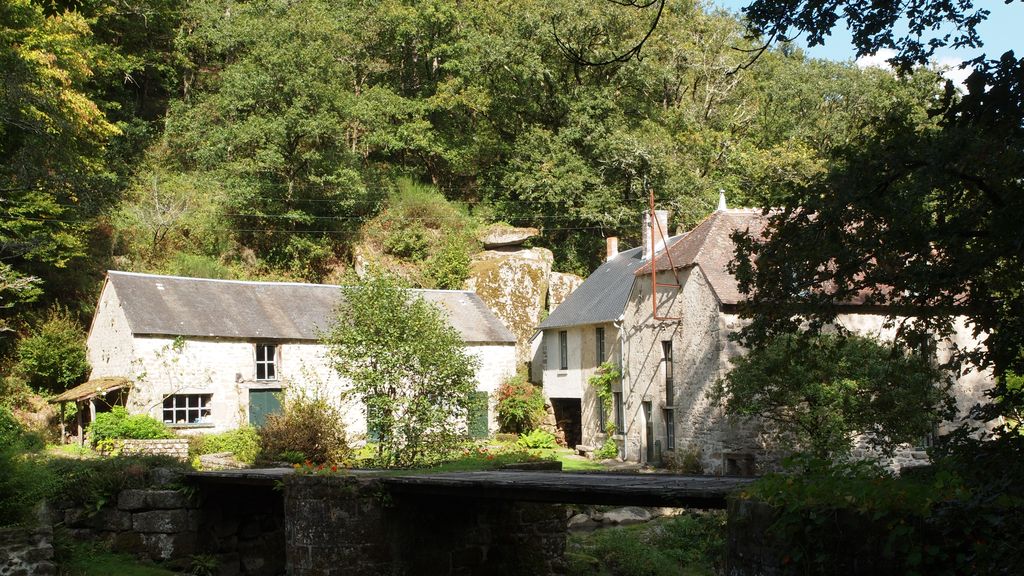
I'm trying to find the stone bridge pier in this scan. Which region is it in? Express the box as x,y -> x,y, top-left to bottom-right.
284,475 -> 566,576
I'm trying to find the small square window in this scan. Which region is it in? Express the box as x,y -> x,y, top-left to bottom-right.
162,394 -> 211,425
256,344 -> 278,381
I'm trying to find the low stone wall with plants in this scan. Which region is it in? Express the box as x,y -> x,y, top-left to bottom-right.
120,438 -> 190,460
285,474 -> 566,576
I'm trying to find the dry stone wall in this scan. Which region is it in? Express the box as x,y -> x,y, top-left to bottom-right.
0,511 -> 55,576
121,438 -> 190,460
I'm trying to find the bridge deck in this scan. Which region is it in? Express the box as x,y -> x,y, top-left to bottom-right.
189,468 -> 754,509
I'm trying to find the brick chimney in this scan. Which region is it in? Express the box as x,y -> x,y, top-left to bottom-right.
642,210 -> 670,261
605,237 -> 619,261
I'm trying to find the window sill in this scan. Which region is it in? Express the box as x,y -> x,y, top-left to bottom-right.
166,423 -> 215,429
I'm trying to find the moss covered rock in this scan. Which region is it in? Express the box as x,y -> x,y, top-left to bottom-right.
466,247 -> 553,363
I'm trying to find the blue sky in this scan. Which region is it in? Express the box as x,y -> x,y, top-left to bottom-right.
709,0 -> 1020,64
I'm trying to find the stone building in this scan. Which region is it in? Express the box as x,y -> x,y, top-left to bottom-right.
537,206 -> 991,473
85,271 -> 517,438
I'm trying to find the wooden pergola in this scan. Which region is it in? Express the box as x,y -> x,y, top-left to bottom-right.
49,377 -> 131,444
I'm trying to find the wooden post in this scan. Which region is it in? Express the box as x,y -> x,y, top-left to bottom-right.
76,401 -> 84,446
59,402 -> 66,444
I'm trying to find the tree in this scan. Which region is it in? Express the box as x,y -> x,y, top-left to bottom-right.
325,276 -> 478,467
14,306 -> 89,393
727,0 -> 1024,425
717,333 -> 955,459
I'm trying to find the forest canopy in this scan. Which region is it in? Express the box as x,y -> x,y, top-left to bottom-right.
1,0 -> 949,363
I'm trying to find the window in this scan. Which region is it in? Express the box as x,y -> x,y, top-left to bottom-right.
162,394 -> 211,425
662,340 -> 674,405
596,327 -> 606,364
664,408 -> 675,450
559,331 -> 568,370
597,398 -> 607,433
613,392 -> 624,432
256,344 -> 278,380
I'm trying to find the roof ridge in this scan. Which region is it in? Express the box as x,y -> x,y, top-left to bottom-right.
107,270 -> 473,294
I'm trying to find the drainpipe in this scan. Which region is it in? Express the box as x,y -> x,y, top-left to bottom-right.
614,318 -> 627,461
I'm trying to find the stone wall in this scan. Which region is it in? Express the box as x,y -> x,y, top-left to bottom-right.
285,475 -> 567,576
57,481 -> 284,576
0,509 -> 55,576
121,439 -> 190,460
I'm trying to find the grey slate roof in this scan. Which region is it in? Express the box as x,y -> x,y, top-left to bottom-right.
536,239 -> 678,331
105,271 -> 515,344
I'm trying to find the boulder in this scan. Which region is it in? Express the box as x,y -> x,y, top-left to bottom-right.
567,514 -> 598,531
477,224 -> 540,249
602,506 -> 651,526
466,247 -> 553,363
132,509 -> 190,534
548,272 -> 584,312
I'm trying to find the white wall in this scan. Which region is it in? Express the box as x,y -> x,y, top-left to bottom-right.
87,283 -> 136,379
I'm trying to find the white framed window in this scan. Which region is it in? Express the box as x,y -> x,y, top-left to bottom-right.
163,394 -> 211,425
559,331 -> 568,370
256,343 -> 278,381
596,327 -> 606,364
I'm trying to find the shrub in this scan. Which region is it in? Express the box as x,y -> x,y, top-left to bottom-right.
89,407 -> 174,446
189,427 -> 261,464
258,388 -> 350,465
496,373 -> 547,434
517,429 -> 556,449
383,223 -> 429,260
427,238 -> 470,289
594,433 -> 619,460
15,306 -> 89,393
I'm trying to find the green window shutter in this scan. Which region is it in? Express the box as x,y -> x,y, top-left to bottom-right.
468,391 -> 489,440
248,389 -> 282,427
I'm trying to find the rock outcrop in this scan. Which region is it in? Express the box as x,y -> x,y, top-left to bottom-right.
547,272 -> 584,312
477,224 -> 540,249
466,247 -> 553,363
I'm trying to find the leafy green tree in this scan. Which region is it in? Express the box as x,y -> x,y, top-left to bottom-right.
15,306 -> 89,394
730,0 -> 1024,425
717,333 -> 955,459
325,275 -> 478,467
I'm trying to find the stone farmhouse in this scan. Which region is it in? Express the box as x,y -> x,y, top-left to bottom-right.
81,271 -> 516,439
535,205 -> 991,474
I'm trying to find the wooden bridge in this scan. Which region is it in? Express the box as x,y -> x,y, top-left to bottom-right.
189,468 -> 754,509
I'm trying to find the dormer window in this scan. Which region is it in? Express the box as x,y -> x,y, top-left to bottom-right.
256,344 -> 278,380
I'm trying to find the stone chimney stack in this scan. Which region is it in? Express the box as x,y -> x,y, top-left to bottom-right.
642,210 -> 670,261
605,237 -> 619,261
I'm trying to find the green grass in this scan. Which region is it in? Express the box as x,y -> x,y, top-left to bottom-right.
58,542 -> 179,576
567,512 -> 725,576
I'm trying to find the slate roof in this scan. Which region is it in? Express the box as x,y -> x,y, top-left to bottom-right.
635,209 -> 765,305
536,238 -> 679,331
104,271 -> 515,344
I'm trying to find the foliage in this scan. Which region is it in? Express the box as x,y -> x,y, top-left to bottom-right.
740,448 -> 1023,575
88,407 -> 174,446
593,434 -> 619,460
292,460 -> 345,476
567,512 -> 725,576
718,333 -> 955,459
326,275 -> 478,467
57,539 -> 180,576
496,372 -> 547,434
517,428 -> 556,450
257,387 -> 350,465
588,361 -> 619,420
360,180 -> 478,288
15,306 -> 89,393
731,0 -> 1024,426
188,426 -> 261,465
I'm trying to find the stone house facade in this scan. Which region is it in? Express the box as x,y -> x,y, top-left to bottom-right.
538,207 -> 991,473
87,272 -> 517,438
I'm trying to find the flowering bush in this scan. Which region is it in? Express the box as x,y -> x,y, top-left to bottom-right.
496,373 -> 546,434
293,460 -> 346,476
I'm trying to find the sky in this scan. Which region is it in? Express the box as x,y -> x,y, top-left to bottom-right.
709,0 -> 1020,83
